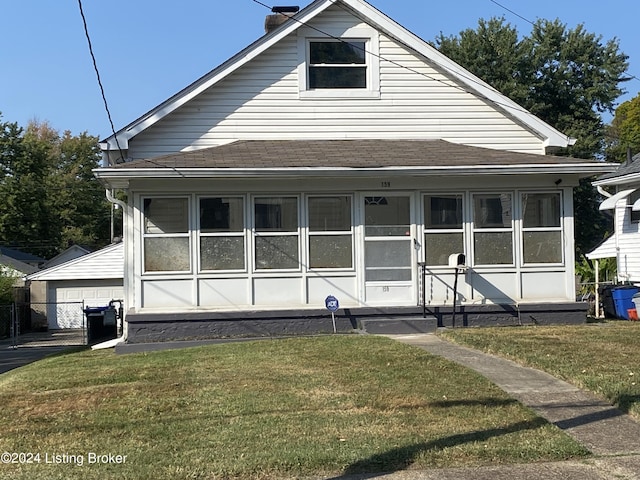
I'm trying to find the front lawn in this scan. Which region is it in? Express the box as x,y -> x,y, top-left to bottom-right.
441,323 -> 640,420
0,335 -> 586,479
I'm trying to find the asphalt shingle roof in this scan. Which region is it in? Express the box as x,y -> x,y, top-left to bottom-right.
113,140 -> 593,170
597,153 -> 640,181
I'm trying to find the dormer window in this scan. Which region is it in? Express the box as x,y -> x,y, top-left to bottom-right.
298,27 -> 380,98
308,41 -> 366,89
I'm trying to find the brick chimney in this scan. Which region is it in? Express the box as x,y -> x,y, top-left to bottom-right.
265,6 -> 299,33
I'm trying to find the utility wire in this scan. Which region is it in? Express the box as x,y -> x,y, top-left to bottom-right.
255,0 -> 638,118
76,0 -> 186,177
489,0 -> 534,25
488,0 -> 639,83
252,0 -> 540,121
76,0 -> 125,164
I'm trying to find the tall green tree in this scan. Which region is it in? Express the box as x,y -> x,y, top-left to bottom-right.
0,118 -> 58,257
435,17 -> 629,255
53,131 -> 111,248
0,114 -> 112,257
606,93 -> 640,162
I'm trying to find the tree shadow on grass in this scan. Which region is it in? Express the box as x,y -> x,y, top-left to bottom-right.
325,417 -> 549,479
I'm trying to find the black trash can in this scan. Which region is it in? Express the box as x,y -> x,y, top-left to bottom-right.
598,285 -> 616,319
84,306 -> 117,344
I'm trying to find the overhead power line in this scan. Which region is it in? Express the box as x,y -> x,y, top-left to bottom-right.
488,0 -> 639,83
76,0 -> 125,164
251,0 -> 541,120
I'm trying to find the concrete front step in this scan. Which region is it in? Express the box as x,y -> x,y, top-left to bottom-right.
360,316 -> 437,334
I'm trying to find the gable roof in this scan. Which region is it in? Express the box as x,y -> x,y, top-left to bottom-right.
0,254 -> 39,276
0,246 -> 46,265
94,139 -> 614,188
27,242 -> 123,281
41,245 -> 91,270
100,0 -> 573,155
593,153 -> 640,187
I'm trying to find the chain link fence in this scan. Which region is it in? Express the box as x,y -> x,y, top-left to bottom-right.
0,302 -> 86,348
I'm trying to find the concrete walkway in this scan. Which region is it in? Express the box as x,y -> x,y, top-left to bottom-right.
351,334 -> 640,480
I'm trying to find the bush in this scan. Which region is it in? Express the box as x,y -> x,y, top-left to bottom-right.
0,270 -> 18,304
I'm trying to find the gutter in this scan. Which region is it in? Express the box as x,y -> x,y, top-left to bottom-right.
106,189 -> 127,210
596,185 -> 612,198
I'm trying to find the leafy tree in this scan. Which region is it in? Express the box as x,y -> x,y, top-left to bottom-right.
435,17 -> 629,255
606,93 -> 640,162
0,119 -> 58,257
53,131 -> 112,248
0,269 -> 17,304
0,114 -> 113,258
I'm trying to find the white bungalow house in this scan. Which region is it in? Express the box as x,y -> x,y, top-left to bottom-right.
588,153 -> 640,317
94,0 -> 614,342
589,153 -> 640,284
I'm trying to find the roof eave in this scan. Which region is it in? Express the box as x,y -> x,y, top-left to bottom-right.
338,0 -> 574,148
101,0 -> 574,152
100,0 -> 336,151
593,171 -> 640,187
94,163 -> 616,188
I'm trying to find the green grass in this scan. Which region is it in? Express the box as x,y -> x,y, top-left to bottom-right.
0,336 -> 586,479
440,322 -> 640,420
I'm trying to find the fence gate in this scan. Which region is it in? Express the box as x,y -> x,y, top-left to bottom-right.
0,302 -> 87,349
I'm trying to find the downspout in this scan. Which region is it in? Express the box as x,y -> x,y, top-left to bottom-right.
95,188 -> 128,349
106,189 -> 127,210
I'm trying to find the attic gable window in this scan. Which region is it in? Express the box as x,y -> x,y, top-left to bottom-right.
298,27 -> 380,99
309,41 -> 366,89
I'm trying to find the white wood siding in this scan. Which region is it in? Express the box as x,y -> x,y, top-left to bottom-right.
614,200 -> 640,282
128,6 -> 544,159
29,243 -> 123,281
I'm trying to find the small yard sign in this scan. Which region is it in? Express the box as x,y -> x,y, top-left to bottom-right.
325,295 -> 339,333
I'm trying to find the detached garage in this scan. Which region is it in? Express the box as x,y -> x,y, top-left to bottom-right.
27,243 -> 124,329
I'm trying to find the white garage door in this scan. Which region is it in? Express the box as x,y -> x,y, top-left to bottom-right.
49,280 -> 124,329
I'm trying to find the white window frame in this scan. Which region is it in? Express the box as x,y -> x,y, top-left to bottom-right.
141,196 -> 192,274
297,27 -> 380,99
472,192 -> 515,267
197,195 -> 247,273
422,193 -> 465,267
306,194 -> 355,271
252,195 -> 301,272
520,191 -> 564,266
630,191 -> 640,224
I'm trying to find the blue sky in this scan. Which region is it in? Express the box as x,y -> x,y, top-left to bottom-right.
2,0 -> 638,138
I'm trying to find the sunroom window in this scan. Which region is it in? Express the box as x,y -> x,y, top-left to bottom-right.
199,197 -> 245,271
143,197 -> 190,272
308,196 -> 353,269
473,193 -> 513,265
254,197 -> 299,270
522,193 -> 562,264
308,40 -> 366,89
424,194 -> 464,266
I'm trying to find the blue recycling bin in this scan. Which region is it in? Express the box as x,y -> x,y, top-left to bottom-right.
611,286 -> 639,320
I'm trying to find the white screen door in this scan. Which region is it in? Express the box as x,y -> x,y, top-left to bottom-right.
363,195 -> 415,304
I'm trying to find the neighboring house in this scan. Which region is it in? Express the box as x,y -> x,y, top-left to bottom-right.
0,247 -> 42,288
41,245 -> 92,270
589,153 -> 640,284
94,0 -> 614,343
0,247 -> 45,273
26,243 -> 124,329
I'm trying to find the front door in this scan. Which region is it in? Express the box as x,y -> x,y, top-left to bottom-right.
362,194 -> 415,304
